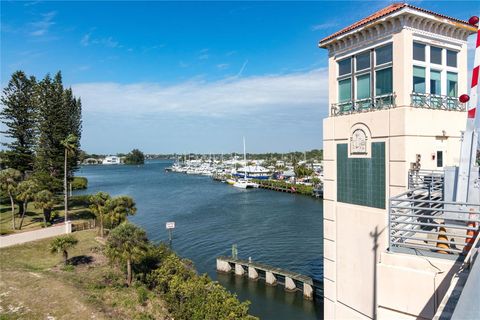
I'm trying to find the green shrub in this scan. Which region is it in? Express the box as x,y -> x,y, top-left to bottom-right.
145,250 -> 256,320
71,176 -> 88,190
69,194 -> 91,207
62,264 -> 75,272
253,179 -> 314,196
137,286 -> 149,305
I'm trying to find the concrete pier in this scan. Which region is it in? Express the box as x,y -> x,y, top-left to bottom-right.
216,259 -> 232,273
285,276 -> 296,291
235,263 -> 245,276
216,256 -> 316,300
266,271 -> 277,285
303,283 -> 314,300
248,266 -> 259,280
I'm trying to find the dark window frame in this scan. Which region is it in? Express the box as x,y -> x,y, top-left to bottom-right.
436,151 -> 443,168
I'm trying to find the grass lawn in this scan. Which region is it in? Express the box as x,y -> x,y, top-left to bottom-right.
0,230 -> 169,319
0,195 -> 95,235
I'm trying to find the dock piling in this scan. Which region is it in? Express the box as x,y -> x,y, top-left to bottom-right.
235,263 -> 245,276
216,256 -> 315,300
248,266 -> 259,280
285,277 -> 296,291
216,259 -> 232,273
303,283 -> 314,300
266,271 -> 277,285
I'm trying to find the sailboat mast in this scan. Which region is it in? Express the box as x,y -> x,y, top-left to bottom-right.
243,137 -> 247,179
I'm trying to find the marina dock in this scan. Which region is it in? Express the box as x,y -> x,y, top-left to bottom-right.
216,256 -> 315,300
256,181 -> 296,193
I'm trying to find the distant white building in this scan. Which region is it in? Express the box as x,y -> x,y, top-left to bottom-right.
102,156 -> 121,165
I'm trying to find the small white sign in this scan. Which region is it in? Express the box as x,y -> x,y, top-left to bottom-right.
166,222 -> 175,229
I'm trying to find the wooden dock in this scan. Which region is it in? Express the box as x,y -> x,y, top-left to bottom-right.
256,182 -> 296,193
216,256 -> 315,300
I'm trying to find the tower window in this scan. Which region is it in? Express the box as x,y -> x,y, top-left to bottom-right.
446,50 -> 457,67
430,70 -> 441,95
447,72 -> 458,97
413,42 -> 425,61
430,46 -> 442,65
376,44 -> 392,65
338,58 -> 352,76
356,52 -> 370,71
376,67 -> 392,95
413,66 -> 426,93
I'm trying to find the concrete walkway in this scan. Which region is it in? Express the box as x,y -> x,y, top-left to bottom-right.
0,222 -> 72,248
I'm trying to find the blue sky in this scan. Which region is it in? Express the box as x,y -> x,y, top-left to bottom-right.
1,1 -> 478,154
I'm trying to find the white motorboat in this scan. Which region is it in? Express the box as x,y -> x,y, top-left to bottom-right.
233,178 -> 259,189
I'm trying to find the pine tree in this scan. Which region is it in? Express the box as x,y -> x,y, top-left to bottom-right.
63,88 -> 82,174
35,71 -> 82,190
35,73 -> 65,183
0,71 -> 37,176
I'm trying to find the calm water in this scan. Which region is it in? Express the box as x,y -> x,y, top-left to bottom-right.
75,160 -> 324,319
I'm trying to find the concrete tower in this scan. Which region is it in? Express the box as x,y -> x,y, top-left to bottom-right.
319,4 -> 476,319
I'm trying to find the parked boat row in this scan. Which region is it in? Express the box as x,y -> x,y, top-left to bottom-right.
165,138 -> 324,193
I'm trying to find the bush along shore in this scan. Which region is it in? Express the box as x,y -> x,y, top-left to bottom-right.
252,179 -> 315,196
0,191 -> 257,320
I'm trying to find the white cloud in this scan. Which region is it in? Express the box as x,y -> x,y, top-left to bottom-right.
80,33 -> 120,48
72,68 -> 329,118
311,22 -> 338,31
29,11 -> 56,36
198,48 -> 209,60
80,33 -> 91,46
216,63 -> 229,70
179,61 -> 189,68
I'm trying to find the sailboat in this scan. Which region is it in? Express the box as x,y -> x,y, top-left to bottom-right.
233,137 -> 259,189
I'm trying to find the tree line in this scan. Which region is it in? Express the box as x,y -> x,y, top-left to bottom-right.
0,70 -> 82,229
50,221 -> 255,319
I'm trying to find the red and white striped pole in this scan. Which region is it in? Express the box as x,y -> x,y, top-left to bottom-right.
456,16 -> 479,204
467,16 -> 479,121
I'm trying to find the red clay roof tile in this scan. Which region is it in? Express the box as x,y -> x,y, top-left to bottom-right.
319,3 -> 472,45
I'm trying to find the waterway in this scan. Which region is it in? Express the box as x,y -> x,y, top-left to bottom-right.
75,160 -> 324,319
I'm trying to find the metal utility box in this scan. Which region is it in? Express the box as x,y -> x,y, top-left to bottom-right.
444,166 -> 480,222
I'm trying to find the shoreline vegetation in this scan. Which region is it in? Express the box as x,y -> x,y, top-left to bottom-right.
80,149 -> 323,163
0,192 -> 257,319
252,179 -> 315,196
0,69 -> 255,319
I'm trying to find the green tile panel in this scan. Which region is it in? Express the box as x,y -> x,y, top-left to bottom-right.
337,142 -> 385,209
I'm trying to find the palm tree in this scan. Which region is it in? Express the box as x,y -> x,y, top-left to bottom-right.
60,134 -> 78,222
105,223 -> 148,286
104,196 -> 137,230
0,168 -> 21,230
89,191 -> 111,237
34,190 -> 56,226
50,234 -> 78,265
16,179 -> 39,230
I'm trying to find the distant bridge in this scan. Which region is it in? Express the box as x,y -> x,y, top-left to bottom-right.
216,256 -> 316,300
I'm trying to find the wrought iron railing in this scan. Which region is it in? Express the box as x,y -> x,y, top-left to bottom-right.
410,92 -> 465,111
331,93 -> 396,116
389,186 -> 480,256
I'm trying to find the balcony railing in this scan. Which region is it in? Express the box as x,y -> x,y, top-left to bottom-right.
389,176 -> 480,257
331,92 -> 466,116
410,92 -> 465,111
331,93 -> 395,116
